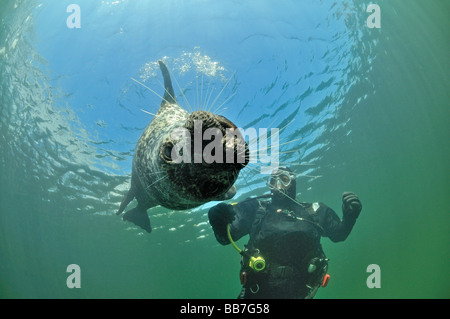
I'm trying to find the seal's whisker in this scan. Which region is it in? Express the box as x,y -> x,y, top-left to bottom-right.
196,70 -> 200,111
205,81 -> 215,113
254,136 -> 304,153
206,71 -> 235,113
170,71 -> 194,113
243,163 -> 260,174
131,77 -> 172,106
146,170 -> 168,176
245,119 -> 296,150
246,138 -> 298,157
236,146 -> 255,158
276,161 -> 316,166
204,80 -> 213,112
216,107 -> 229,117
266,115 -> 281,132
145,174 -> 169,191
155,77 -> 180,109
200,72 -> 204,111
236,117 -> 297,157
212,92 -> 236,115
238,168 -> 256,193
278,118 -> 296,133
235,117 -> 279,154
239,162 -> 262,175
264,148 -> 304,156
140,109 -> 158,117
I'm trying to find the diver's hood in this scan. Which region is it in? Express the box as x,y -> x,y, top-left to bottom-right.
270,167 -> 297,207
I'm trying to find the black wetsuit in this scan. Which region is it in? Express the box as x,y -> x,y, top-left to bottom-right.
210,196 -> 358,299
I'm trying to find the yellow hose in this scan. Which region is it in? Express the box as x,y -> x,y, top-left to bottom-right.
227,224 -> 242,253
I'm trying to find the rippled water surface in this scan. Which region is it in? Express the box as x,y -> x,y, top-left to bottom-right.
0,0 -> 448,298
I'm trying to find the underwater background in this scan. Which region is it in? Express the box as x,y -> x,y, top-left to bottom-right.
0,0 -> 448,299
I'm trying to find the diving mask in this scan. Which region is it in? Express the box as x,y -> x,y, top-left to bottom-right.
266,171 -> 295,190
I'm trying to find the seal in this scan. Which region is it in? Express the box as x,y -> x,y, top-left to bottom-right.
117,61 -> 249,233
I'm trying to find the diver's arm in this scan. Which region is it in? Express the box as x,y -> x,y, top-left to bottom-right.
208,198 -> 259,245
228,198 -> 260,241
323,208 -> 357,242
319,192 -> 362,242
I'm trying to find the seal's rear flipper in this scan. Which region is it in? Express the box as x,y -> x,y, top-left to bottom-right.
158,60 -> 177,106
123,205 -> 152,233
116,187 -> 135,216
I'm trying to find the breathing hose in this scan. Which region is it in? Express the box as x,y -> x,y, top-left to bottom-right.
226,224 -> 265,272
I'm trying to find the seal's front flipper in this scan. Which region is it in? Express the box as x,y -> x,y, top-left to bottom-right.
123,205 -> 152,233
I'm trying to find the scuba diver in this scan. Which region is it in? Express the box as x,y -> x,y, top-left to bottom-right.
208,167 -> 362,299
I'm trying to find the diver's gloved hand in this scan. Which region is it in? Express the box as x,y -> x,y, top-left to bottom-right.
342,192 -> 362,220
208,203 -> 236,242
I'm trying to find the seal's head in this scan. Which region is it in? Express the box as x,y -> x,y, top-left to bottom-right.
159,110 -> 249,207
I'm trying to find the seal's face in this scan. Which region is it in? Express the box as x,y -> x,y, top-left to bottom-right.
159,110 -> 249,206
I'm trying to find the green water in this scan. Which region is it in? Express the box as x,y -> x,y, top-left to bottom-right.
0,0 -> 449,299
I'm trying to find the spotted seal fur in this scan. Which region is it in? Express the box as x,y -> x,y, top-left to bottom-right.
117,61 -> 249,233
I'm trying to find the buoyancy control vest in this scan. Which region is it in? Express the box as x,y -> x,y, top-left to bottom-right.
238,199 -> 329,298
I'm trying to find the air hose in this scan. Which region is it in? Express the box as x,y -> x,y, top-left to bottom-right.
227,224 -> 265,272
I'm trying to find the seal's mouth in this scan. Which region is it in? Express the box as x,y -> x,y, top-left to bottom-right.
199,179 -> 224,198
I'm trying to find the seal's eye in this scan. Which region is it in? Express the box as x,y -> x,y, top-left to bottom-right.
165,146 -> 172,158
162,144 -> 173,161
